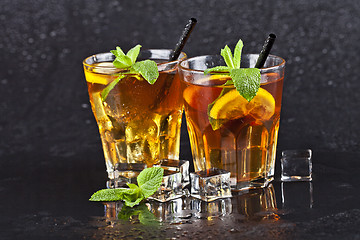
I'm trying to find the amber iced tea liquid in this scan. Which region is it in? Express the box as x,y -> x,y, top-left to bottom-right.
180,54 -> 285,190
83,50 -> 185,185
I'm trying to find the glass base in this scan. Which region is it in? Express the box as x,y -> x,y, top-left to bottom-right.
231,176 -> 274,192
106,163 -> 147,188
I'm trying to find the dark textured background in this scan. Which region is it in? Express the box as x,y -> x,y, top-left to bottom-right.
0,0 -> 359,161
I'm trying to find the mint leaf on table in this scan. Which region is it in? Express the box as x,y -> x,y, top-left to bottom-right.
89,188 -> 127,201
89,167 -> 164,208
122,183 -> 143,207
137,166 -> 164,199
101,45 -> 160,100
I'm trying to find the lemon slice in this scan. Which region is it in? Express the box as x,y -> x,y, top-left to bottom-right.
209,88 -> 275,121
209,89 -> 248,120
247,88 -> 275,120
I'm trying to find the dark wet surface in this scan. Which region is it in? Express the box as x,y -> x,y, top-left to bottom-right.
1,151 -> 360,239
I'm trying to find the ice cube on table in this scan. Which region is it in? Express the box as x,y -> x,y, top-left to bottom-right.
154,159 -> 190,188
190,168 -> 232,202
281,149 -> 312,182
147,198 -> 192,223
148,170 -> 183,202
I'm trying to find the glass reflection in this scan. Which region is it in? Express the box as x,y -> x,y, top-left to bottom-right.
233,184 -> 278,220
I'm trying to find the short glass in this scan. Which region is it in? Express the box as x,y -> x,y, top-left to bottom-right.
179,54 -> 285,191
83,50 -> 186,186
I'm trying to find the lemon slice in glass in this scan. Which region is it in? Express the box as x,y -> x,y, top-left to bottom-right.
247,88 -> 275,121
209,88 -> 275,121
209,89 -> 248,120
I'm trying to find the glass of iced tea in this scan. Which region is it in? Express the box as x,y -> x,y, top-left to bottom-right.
83,49 -> 186,187
179,54 -> 285,191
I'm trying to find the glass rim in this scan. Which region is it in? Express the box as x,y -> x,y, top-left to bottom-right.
179,54 -> 285,74
82,49 -> 187,70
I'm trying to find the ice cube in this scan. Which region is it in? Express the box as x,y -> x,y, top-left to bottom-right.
125,118 -> 159,164
148,170 -> 183,202
190,168 -> 232,202
147,198 -> 191,223
281,149 -> 312,182
154,159 -> 190,188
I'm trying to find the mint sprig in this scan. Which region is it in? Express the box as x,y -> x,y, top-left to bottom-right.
205,39 -> 260,102
100,45 -> 159,101
89,167 -> 164,207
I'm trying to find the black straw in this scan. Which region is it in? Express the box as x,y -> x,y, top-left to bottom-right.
170,18 -> 197,61
254,33 -> 276,68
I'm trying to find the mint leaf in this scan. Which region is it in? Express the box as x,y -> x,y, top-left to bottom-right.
137,167 -> 164,199
101,44 -> 160,101
221,45 -> 235,68
132,60 -> 159,84
230,68 -> 260,102
124,197 -> 143,208
111,45 -> 139,68
204,66 -> 231,75
101,75 -> 125,101
138,206 -> 159,225
112,58 -> 131,69
89,167 -> 163,207
89,188 -> 127,201
115,54 -> 133,68
126,44 -> 141,64
111,46 -> 125,58
233,39 -> 243,69
127,183 -> 140,189
123,188 -> 143,207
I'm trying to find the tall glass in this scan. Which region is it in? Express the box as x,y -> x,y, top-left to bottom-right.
83,50 -> 186,187
179,54 -> 285,191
